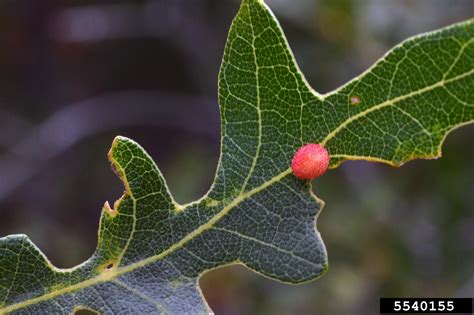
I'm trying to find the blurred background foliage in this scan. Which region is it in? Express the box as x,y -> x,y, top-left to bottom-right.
0,0 -> 473,314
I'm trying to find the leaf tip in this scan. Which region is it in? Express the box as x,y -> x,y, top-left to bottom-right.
108,136 -> 131,160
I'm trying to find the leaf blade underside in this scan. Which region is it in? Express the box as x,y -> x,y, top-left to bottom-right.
1,0 -> 473,313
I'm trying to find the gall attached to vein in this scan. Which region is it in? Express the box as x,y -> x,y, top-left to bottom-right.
291,143 -> 329,180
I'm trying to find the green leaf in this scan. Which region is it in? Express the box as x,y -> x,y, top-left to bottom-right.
1,0 -> 473,313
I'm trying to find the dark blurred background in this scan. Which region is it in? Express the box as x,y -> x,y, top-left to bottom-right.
0,0 -> 473,314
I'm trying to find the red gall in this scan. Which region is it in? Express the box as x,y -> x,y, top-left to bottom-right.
291,143 -> 329,180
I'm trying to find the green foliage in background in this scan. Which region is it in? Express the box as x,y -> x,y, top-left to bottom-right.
1,0 -> 473,313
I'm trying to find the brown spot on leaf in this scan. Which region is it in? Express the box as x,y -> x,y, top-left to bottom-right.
74,306 -> 99,315
350,95 -> 361,105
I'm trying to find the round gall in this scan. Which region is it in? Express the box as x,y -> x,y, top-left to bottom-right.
291,144 -> 329,180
